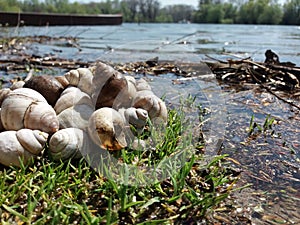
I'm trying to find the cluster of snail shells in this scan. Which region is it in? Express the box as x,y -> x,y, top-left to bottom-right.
0,62 -> 168,167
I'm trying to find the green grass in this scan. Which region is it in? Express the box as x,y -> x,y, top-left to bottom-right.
0,97 -> 241,224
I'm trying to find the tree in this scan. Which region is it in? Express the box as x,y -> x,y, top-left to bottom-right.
282,0 -> 300,24
162,4 -> 194,23
121,0 -> 139,22
257,2 -> 283,24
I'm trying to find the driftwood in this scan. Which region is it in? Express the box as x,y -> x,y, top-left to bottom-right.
205,50 -> 300,110
0,56 -> 89,71
205,50 -> 300,91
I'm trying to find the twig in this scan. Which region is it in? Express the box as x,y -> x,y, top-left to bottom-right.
248,68 -> 300,111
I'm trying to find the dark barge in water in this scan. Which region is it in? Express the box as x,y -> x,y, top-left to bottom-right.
0,11 -> 122,26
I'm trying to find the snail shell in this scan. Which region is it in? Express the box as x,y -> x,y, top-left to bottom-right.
132,90 -> 168,125
0,129 -> 48,167
119,107 -> 148,129
88,107 -> 127,150
135,78 -> 152,91
0,88 -> 12,106
3,87 -> 47,102
56,87 -> 94,130
10,80 -> 25,90
94,66 -> 138,109
95,71 -> 127,108
119,107 -> 148,140
64,68 -> 94,97
0,108 -> 4,132
0,88 -> 59,133
54,86 -> 93,114
49,128 -> 89,161
24,75 -> 66,106
57,103 -> 94,130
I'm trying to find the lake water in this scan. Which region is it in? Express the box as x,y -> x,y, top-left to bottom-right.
1,23 -> 300,224
5,23 -> 300,64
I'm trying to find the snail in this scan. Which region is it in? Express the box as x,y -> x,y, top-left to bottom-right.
95,71 -> 127,108
135,78 -> 152,91
54,86 -> 94,114
57,103 -> 94,130
0,108 -> 4,132
88,107 -> 127,150
0,62 -> 169,166
0,88 -> 59,133
49,128 -> 89,161
92,62 -> 137,109
24,75 -> 68,106
132,90 -> 168,125
119,107 -> 148,131
0,88 -> 11,106
118,107 -> 149,146
64,67 -> 95,97
55,87 -> 94,130
0,129 -> 48,167
10,80 -> 25,90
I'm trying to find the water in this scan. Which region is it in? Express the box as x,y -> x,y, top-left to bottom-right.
1,23 -> 300,224
4,23 -> 300,63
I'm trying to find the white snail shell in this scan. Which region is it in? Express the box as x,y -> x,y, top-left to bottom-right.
0,129 -> 48,167
132,90 -> 168,125
57,103 -> 94,130
56,87 -> 94,130
54,86 -> 94,114
119,107 -> 148,129
10,80 -> 25,90
0,88 -> 59,133
49,128 -> 89,161
6,87 -> 47,102
0,88 -> 12,106
135,78 -> 152,91
64,67 -> 95,97
88,107 -> 127,151
0,108 -> 4,132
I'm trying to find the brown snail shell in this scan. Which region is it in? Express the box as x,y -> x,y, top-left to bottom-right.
0,129 -> 48,167
88,107 -> 127,151
95,65 -> 138,109
24,75 -> 66,106
0,88 -> 59,133
96,72 -> 127,108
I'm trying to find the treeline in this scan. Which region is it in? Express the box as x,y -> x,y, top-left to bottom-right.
0,0 -> 299,25
194,0 -> 300,25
